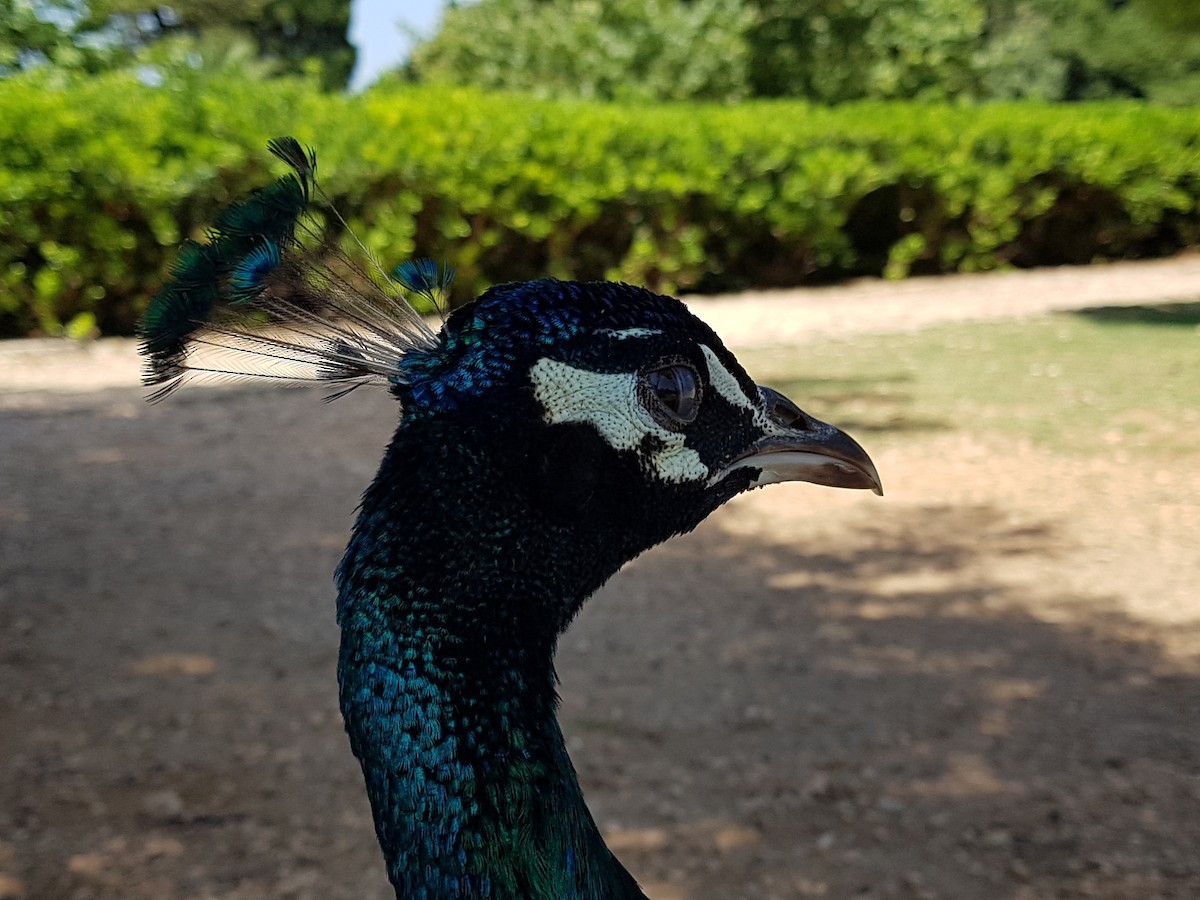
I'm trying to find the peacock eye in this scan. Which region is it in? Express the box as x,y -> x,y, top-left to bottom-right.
641,364 -> 700,425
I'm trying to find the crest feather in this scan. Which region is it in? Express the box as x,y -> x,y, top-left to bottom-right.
139,138 -> 441,401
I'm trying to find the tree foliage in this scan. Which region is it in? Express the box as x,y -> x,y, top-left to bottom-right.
1,0 -> 128,72
1139,0 -> 1200,33
978,0 -> 1200,103
5,71 -> 1199,336
407,0 -> 753,102
408,0 -> 1200,104
745,0 -> 985,102
0,0 -> 355,87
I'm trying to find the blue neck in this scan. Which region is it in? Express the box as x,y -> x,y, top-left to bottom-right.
335,422 -> 647,899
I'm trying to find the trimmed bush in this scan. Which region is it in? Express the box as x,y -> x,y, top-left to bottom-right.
2,70 -> 1199,335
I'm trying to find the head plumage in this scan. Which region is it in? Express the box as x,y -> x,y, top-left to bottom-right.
138,138 -> 441,401
394,259 -> 455,316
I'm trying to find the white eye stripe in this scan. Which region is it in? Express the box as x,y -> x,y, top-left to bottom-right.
699,344 -> 779,431
699,345 -> 759,412
529,357 -> 709,483
597,327 -> 663,340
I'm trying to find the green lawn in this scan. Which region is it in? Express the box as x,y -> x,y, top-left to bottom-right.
742,303 -> 1200,459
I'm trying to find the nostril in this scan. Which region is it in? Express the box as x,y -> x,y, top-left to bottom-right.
772,402 -> 807,428
758,385 -> 811,429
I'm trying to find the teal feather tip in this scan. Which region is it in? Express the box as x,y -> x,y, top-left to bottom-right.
267,136 -> 316,181
394,258 -> 455,306
213,175 -> 308,243
229,240 -> 283,303
139,136 -> 444,401
139,136 -> 319,396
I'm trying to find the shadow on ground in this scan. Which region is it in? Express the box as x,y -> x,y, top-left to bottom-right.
1,386 -> 1196,899
1072,300 -> 1200,326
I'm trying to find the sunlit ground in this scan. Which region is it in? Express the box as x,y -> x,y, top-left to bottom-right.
2,304 -> 1198,899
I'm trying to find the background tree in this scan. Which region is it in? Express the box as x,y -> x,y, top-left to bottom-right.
406,0 -> 1200,105
977,0 -> 1200,103
407,0 -> 753,102
0,0 -> 130,72
744,0 -> 985,102
0,0 -> 355,87
410,0 -> 986,103
1139,0 -> 1200,32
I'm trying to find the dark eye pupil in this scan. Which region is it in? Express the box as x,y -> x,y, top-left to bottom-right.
645,365 -> 699,423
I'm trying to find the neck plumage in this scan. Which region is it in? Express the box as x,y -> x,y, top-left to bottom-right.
335,420 -> 647,900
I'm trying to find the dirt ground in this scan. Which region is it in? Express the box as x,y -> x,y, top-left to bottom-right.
1,259 -> 1199,899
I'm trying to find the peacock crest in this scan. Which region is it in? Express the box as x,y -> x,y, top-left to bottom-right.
139,137 -> 447,401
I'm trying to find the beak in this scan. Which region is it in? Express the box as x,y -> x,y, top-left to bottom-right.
715,386 -> 883,496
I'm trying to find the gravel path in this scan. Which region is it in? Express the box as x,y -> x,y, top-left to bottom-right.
3,258 -> 1199,900
690,253 -> 1200,346
2,255 -> 1199,400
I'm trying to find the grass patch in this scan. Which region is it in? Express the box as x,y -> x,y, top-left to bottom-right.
741,304 -> 1200,458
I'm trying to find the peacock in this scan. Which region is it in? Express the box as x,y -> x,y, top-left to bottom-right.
140,138 -> 882,899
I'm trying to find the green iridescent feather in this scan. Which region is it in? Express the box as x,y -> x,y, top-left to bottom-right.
137,137 -> 438,400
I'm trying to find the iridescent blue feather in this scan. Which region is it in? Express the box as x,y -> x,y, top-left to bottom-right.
138,137 -> 440,401
394,258 -> 455,310
229,241 -> 282,304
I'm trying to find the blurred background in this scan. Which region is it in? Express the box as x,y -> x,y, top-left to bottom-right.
3,0 -> 1200,336
1,1 -> 1199,898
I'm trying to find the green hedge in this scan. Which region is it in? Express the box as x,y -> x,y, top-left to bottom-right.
3,69 -> 1200,336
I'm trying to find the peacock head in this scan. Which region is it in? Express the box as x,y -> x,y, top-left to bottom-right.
137,136 -> 880,579
392,277 -> 882,558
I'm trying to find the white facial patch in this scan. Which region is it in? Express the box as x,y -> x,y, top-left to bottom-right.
529,357 -> 709,483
